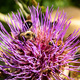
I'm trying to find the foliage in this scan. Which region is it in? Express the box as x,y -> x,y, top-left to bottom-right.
0,0 -> 19,14
0,0 -> 80,14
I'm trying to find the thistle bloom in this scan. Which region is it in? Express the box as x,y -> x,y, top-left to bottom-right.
0,5 -> 80,80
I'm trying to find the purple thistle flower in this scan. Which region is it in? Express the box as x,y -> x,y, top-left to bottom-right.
0,5 -> 80,80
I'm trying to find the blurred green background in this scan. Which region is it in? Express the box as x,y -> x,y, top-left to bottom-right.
0,0 -> 80,14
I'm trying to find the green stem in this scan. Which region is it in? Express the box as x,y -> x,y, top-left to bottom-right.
0,13 -> 12,25
15,0 -> 30,17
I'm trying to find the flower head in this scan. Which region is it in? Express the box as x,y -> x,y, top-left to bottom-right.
0,5 -> 80,80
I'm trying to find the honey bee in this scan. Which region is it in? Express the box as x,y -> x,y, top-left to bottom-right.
18,31 -> 35,41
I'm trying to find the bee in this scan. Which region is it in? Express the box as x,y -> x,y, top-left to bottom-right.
23,15 -> 32,29
24,20 -> 33,29
18,15 -> 36,41
18,31 -> 35,41
49,39 -> 64,47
